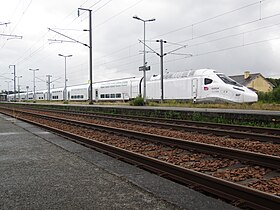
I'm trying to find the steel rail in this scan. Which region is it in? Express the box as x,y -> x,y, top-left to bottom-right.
2,105 -> 279,143
66,110 -> 280,143
32,105 -> 280,135
1,110 -> 279,210
1,107 -> 279,170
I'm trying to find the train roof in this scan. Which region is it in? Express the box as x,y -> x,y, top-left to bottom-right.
149,69 -> 218,81
94,76 -> 137,84
67,84 -> 89,90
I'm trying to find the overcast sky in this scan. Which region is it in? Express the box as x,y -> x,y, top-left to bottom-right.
1,0 -> 280,91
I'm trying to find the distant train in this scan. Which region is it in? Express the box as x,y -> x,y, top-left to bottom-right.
7,69 -> 258,103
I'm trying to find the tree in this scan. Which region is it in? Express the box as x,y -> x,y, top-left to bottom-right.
267,78 -> 280,89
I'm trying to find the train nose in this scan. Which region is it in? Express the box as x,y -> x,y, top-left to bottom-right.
244,90 -> 258,103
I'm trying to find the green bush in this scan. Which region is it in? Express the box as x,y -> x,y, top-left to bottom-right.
129,96 -> 144,106
258,87 -> 280,103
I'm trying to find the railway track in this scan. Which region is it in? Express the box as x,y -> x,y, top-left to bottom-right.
0,106 -> 279,210
4,104 -> 280,143
1,105 -> 280,157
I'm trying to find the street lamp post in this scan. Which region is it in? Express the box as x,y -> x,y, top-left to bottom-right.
58,54 -> 72,101
17,76 -> 22,101
29,68 -> 39,102
133,15 -> 155,103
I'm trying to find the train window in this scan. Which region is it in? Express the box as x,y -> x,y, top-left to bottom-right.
101,94 -> 105,98
105,94 -> 110,98
217,74 -> 242,87
81,95 -> 84,99
233,87 -> 244,92
204,78 -> 213,85
110,94 -> 115,98
116,93 -> 121,98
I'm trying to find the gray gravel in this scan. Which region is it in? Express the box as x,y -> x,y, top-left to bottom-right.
0,114 -> 239,210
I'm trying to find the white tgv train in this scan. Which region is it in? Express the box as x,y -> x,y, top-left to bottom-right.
146,69 -> 257,103
7,69 -> 258,103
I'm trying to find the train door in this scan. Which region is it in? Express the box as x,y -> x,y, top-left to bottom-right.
130,80 -> 140,98
191,78 -> 198,102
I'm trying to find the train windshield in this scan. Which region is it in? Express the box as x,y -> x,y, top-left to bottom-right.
217,74 -> 242,87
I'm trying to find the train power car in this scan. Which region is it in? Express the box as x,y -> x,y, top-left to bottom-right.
146,69 -> 258,103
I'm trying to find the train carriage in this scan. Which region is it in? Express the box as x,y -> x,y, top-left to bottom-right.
94,77 -> 141,101
36,91 -> 47,100
0,94 -> 7,101
68,84 -> 89,101
51,88 -> 64,100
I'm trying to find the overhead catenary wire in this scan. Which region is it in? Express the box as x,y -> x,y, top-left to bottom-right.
10,0 -> 98,65
93,0 -> 273,62
161,36 -> 280,66
93,0 -> 268,58
94,0 -> 145,29
94,18 -> 280,68
8,0 -> 272,66
97,32 -> 280,75
169,12 -> 280,47
20,13 -> 280,74
10,0 -> 141,73
65,22 -> 280,80
156,0 -> 269,38
1,0 -> 33,49
14,0 -> 260,66
11,0 -> 110,63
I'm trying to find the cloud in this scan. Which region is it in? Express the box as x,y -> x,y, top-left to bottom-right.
1,0 -> 280,92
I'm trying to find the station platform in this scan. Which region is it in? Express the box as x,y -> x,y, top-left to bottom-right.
0,113 -> 238,209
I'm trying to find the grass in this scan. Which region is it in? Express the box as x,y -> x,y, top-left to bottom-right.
14,100 -> 280,111
147,101 -> 280,111
5,100 -> 279,128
